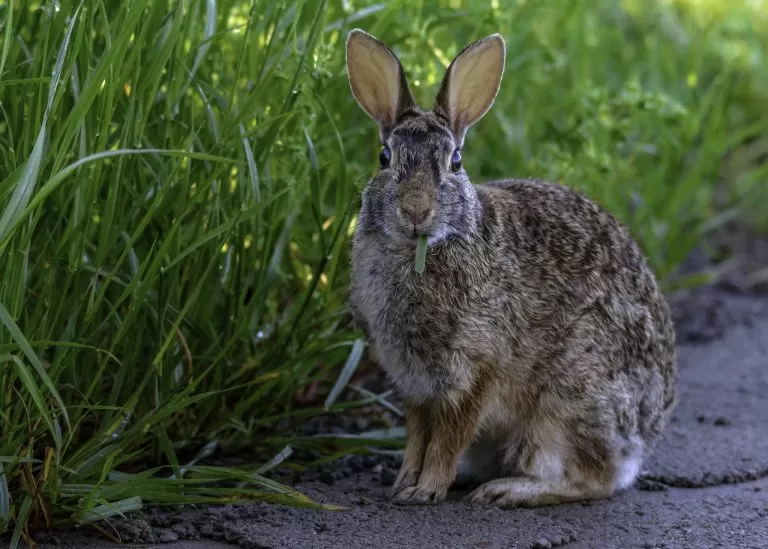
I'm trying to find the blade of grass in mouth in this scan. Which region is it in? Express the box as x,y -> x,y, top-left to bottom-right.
415,235 -> 427,274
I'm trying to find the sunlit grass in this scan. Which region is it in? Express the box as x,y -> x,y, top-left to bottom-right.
0,0 -> 766,546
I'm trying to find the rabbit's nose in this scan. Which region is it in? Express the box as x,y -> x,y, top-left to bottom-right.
398,182 -> 435,226
401,202 -> 432,225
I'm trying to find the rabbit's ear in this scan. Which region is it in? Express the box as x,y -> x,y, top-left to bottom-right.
434,34 -> 505,146
346,29 -> 416,138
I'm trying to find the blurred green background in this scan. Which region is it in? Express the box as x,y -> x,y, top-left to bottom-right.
1,0 -> 766,542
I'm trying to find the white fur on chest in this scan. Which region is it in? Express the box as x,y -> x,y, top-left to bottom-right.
352,240 -> 473,402
375,342 -> 473,403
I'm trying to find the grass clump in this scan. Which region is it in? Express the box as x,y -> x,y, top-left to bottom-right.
0,0 -> 766,545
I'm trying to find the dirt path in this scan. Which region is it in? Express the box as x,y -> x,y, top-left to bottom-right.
9,288 -> 768,549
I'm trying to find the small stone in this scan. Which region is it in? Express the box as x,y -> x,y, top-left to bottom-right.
713,416 -> 732,426
152,515 -> 169,527
171,522 -> 197,538
532,539 -> 552,549
319,471 -> 336,485
156,529 -> 179,543
348,457 -> 364,473
115,518 -> 153,543
371,464 -> 384,475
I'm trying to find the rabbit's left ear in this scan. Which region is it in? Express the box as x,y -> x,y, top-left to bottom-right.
434,34 -> 506,146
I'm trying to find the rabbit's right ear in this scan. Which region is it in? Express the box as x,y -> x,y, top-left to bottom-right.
346,29 -> 416,138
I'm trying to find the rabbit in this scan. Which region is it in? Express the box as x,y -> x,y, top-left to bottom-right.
344,28 -> 677,508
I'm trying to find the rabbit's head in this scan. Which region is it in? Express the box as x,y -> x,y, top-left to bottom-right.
346,30 -> 505,244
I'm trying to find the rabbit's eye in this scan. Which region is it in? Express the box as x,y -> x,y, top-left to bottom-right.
450,149 -> 462,172
379,146 -> 391,169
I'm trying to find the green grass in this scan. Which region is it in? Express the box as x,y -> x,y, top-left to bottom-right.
0,0 -> 766,544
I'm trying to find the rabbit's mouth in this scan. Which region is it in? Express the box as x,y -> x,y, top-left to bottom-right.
387,217 -> 455,248
388,209 -> 471,247
393,208 -> 437,241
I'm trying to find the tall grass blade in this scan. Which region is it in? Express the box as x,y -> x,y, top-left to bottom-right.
77,496 -> 143,525
0,4 -> 80,246
0,304 -> 69,430
324,339 -> 365,411
0,0 -> 14,79
0,462 -> 9,532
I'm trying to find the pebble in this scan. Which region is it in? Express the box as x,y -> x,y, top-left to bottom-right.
319,471 -> 336,485
348,457 -> 364,473
156,529 -> 179,543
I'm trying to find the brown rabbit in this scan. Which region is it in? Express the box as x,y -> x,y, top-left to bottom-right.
345,29 -> 676,507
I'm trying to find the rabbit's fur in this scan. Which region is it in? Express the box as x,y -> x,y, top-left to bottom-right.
345,30 -> 676,507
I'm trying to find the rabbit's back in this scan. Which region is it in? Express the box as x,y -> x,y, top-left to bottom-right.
481,178 -> 674,353
477,178 -> 677,442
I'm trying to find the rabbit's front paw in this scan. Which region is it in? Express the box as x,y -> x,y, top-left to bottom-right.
391,485 -> 445,505
390,466 -> 419,496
